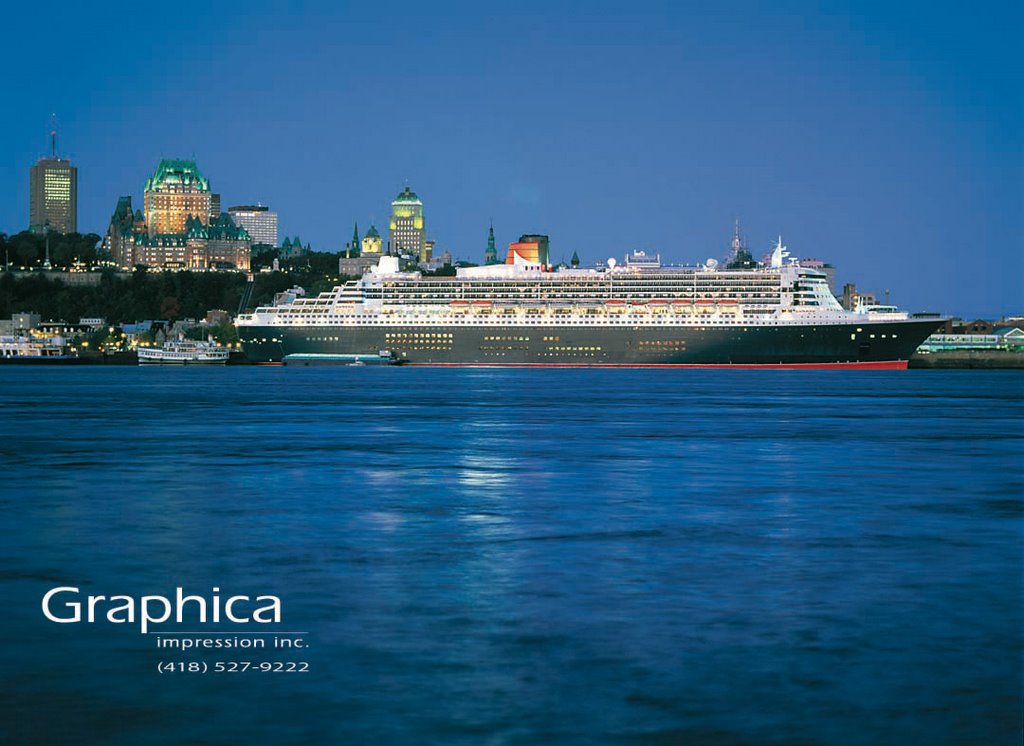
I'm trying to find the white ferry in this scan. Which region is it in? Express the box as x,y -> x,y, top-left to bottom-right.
0,335 -> 80,364
137,339 -> 229,365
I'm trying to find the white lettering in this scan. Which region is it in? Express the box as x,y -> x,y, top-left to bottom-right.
41,586 -> 80,623
140,596 -> 171,634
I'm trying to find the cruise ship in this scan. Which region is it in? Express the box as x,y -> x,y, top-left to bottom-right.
236,240 -> 942,368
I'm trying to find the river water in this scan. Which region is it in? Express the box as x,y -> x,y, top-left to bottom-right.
0,368 -> 1021,744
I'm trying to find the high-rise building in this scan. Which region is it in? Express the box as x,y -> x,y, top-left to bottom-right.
227,205 -> 278,247
361,224 -> 383,255
484,224 -> 498,265
29,129 -> 77,234
144,159 -> 219,237
389,186 -> 425,258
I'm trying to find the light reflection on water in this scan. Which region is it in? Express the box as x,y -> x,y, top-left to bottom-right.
0,367 -> 1021,745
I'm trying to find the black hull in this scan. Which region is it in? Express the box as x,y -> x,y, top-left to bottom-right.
0,356 -> 85,365
239,319 -> 943,368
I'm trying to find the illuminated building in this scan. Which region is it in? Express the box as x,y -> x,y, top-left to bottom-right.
29,129 -> 77,234
505,234 -> 550,266
227,205 -> 278,247
144,159 -> 220,237
103,196 -> 146,267
103,163 -> 250,270
185,214 -> 251,270
361,224 -> 383,255
389,186 -> 425,258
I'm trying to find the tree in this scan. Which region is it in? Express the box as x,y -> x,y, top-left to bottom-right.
10,232 -> 42,266
160,296 -> 181,320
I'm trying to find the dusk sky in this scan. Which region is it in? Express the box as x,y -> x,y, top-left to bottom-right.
1,0 -> 1019,317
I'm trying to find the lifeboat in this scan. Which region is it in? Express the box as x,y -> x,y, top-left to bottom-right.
449,300 -> 470,313
604,299 -> 626,305
671,299 -> 693,305
718,299 -> 738,306
695,299 -> 715,306
471,300 -> 492,306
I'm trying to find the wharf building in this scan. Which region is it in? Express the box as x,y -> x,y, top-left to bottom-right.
389,186 -> 426,261
29,129 -> 77,234
103,159 -> 250,271
227,205 -> 278,248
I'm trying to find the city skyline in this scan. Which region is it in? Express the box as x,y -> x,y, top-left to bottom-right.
0,1 -> 1019,318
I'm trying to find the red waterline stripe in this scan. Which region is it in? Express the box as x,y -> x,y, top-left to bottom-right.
407,360 -> 909,370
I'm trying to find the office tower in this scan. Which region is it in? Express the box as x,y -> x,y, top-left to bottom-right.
389,186 -> 425,258
29,128 -> 77,233
227,205 -> 278,247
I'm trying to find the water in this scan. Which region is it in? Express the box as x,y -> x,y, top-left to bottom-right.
1,368 -> 1021,745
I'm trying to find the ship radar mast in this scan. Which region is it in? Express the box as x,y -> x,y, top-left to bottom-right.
770,236 -> 791,268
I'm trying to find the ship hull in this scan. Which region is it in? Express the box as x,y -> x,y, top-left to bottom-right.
238,319 -> 942,367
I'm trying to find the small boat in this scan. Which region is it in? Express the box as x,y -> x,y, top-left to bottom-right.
282,350 -> 404,367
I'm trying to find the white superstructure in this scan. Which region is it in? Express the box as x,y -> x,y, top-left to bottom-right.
238,246 -> 904,331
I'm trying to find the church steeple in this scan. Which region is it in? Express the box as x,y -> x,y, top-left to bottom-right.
730,218 -> 743,259
484,222 -> 497,265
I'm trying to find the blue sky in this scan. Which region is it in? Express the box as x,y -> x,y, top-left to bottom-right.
0,0 -> 1020,317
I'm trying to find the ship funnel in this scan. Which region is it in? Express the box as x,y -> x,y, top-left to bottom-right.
374,256 -> 401,274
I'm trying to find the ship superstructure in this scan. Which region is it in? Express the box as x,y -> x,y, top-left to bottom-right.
237,242 -> 942,368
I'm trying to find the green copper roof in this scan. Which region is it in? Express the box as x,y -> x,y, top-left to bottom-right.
365,224 -> 380,239
393,186 -> 421,204
144,159 -> 210,193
